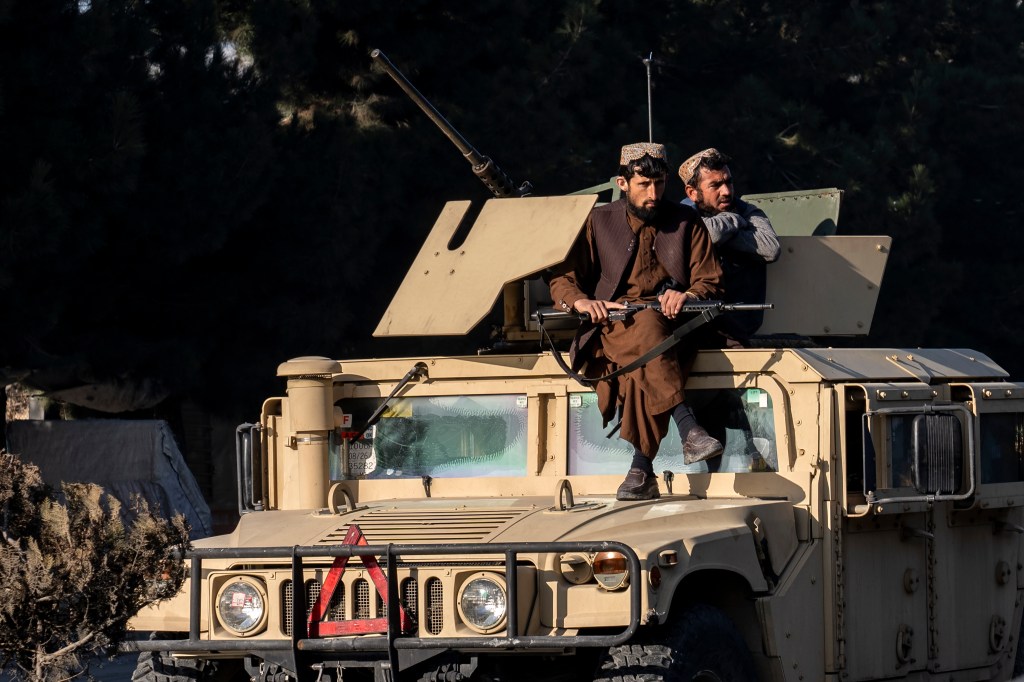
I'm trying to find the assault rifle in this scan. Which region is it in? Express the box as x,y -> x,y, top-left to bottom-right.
534,300 -> 774,325
371,49 -> 532,198
535,301 -> 775,385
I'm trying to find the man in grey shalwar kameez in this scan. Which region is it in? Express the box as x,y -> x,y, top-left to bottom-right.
680,148 -> 781,346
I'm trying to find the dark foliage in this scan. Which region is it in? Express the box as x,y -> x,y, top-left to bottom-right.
2,1 -> 1023,418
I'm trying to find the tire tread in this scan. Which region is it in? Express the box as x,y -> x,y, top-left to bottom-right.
593,604 -> 756,682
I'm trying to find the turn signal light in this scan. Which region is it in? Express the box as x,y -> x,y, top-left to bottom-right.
593,551 -> 629,591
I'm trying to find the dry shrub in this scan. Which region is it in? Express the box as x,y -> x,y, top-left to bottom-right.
0,452 -> 191,681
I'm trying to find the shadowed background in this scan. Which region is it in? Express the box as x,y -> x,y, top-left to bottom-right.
2,0 -> 1022,445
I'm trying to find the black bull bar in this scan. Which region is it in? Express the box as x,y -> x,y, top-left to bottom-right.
123,540 -> 642,677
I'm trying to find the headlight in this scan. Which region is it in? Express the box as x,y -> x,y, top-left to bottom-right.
457,573 -> 507,634
559,552 -> 594,585
593,551 -> 630,591
215,577 -> 268,636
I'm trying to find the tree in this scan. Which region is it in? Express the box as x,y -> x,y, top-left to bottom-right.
0,452 -> 191,682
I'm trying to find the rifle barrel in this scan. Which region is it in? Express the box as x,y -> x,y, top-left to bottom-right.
371,49 -> 481,165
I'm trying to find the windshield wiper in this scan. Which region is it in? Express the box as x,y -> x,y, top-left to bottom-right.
349,362 -> 429,443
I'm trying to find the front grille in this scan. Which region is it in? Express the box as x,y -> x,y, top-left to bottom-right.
282,579 -> 328,636
284,575 -> 420,635
328,584 -> 346,620
402,579 -> 418,622
424,577 -> 443,635
283,581 -> 294,635
306,579 -> 320,609
354,579 -> 371,620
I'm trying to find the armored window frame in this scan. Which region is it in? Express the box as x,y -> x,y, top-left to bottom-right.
859,404 -> 975,507
950,382 -> 1024,505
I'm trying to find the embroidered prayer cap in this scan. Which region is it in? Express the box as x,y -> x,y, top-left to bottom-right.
678,147 -> 730,185
619,142 -> 667,166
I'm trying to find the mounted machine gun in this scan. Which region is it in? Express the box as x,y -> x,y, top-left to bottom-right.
372,49 -> 542,345
371,49 -> 532,199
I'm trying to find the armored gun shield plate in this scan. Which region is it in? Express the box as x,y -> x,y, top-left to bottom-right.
759,235 -> 891,336
374,195 -> 597,336
743,187 -> 843,236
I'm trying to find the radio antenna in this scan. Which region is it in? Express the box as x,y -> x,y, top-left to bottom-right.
643,52 -> 654,141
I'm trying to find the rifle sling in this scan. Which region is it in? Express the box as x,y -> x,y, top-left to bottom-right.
540,308 -> 721,387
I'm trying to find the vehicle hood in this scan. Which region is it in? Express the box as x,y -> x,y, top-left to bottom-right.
208,493 -> 798,580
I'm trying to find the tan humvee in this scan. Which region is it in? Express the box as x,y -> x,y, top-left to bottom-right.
127,191 -> 1024,682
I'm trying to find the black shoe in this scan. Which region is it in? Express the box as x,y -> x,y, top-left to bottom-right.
683,426 -> 724,465
616,468 -> 660,501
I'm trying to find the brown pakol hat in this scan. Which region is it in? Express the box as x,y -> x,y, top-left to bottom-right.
619,142 -> 667,166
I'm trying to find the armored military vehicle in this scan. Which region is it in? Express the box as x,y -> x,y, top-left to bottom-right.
127,55 -> 1024,682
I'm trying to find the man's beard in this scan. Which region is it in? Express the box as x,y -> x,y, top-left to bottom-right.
626,199 -> 659,222
693,189 -> 717,216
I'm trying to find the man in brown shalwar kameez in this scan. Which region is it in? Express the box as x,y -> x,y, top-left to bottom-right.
549,142 -> 725,500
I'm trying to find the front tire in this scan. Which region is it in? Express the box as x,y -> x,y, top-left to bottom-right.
132,651 -> 247,682
593,604 -> 756,681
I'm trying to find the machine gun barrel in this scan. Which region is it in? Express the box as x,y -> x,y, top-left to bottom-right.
371,49 -> 531,198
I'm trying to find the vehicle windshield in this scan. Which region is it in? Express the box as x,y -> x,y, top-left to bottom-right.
332,387 -> 777,480
332,394 -> 528,479
569,387 -> 778,474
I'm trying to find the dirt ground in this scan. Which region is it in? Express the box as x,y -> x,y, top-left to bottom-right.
0,654 -> 137,682
84,655 -> 138,682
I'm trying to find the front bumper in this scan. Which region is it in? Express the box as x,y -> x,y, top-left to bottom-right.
125,540 -> 641,680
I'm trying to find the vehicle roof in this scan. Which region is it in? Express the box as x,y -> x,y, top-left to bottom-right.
697,347 -> 1007,382
318,347 -> 1007,386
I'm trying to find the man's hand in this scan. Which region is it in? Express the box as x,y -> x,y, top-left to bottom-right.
573,299 -> 626,324
657,289 -> 691,319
